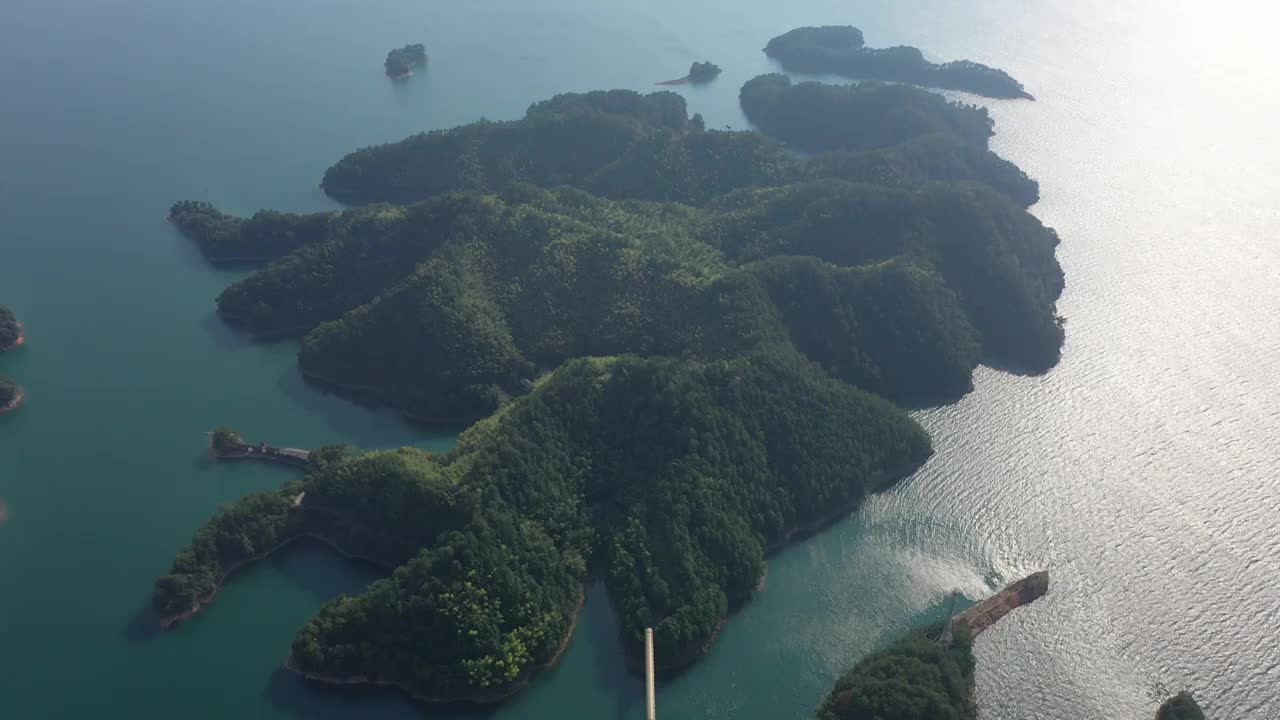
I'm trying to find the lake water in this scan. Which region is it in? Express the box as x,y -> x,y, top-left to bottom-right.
1,0 -> 1278,718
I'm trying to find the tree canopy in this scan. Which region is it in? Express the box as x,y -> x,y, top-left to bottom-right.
385,44 -> 427,78
817,625 -> 976,720
168,201 -> 335,266
158,77 -> 1065,702
210,426 -> 245,451
157,353 -> 931,697
764,26 -> 1032,99
309,89 -> 1036,209
688,61 -> 722,82
196,175 -> 1058,422
740,73 -> 994,153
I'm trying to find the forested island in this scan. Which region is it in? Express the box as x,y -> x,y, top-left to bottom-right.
0,305 -> 23,352
210,427 -> 246,453
1156,693 -> 1205,720
765,26 -> 1033,100
659,61 -> 722,85
158,78 -> 1065,704
688,61 -> 721,82
0,375 -> 22,413
385,44 -> 427,79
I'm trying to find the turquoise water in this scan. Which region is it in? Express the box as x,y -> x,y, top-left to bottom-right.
2,0 -> 1279,718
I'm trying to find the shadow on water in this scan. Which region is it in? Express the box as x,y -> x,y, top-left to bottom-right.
123,601 -> 163,644
198,310 -> 256,352
125,538 -> 384,646
265,537 -> 386,605
578,585 -> 644,720
264,667 -> 465,720
274,365 -> 461,449
274,366 -> 411,445
167,219 -> 214,273
979,349 -> 1061,379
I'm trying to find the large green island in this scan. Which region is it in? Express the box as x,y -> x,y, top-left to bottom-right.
158,72 -> 1065,706
765,26 -> 1034,100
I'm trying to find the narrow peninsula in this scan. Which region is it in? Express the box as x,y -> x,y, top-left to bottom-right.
208,426 -> 311,469
157,59 -> 1065,707
765,26 -> 1033,100
817,572 -> 1049,720
658,61 -> 722,85
385,44 -> 427,79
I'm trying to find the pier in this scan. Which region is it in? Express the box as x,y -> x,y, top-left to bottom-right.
209,434 -> 310,470
645,627 -> 656,720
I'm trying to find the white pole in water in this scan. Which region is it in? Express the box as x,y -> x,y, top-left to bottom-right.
645,627 -> 656,720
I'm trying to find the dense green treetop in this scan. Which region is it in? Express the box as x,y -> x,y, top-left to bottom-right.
0,375 -> 19,407
764,26 -> 1032,99
385,44 -> 427,78
169,201 -> 334,265
314,88 -> 1035,207
210,426 -> 245,451
740,73 -> 994,153
816,624 -> 976,720
1156,692 -> 1206,720
157,352 -> 930,697
801,131 -> 1037,207
687,61 -> 722,82
198,178 -> 1058,421
0,305 -> 20,349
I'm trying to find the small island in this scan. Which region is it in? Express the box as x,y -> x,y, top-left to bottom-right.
658,61 -> 722,86
765,26 -> 1033,100
0,305 -> 23,352
0,374 -> 23,414
385,44 -> 427,79
1156,692 -> 1206,720
209,426 -> 311,469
